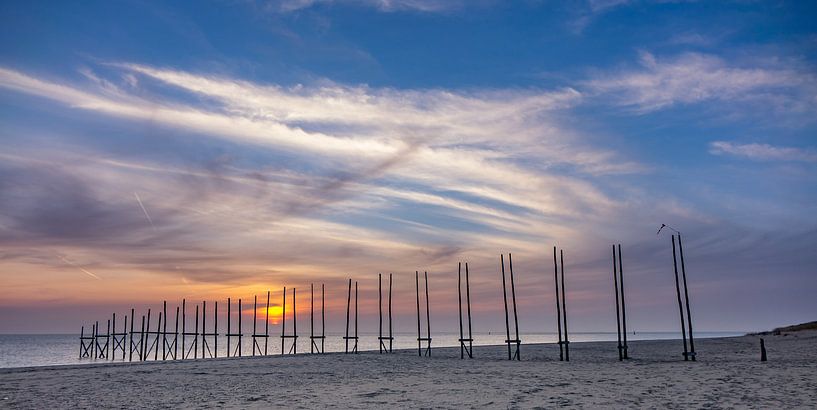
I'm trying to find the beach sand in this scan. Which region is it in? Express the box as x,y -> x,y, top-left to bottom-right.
1,331 -> 815,408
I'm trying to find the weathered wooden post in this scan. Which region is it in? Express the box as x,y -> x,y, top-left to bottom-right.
500,254 -> 521,360
560,249 -> 569,361
378,273 -> 394,353
310,284 -> 326,354
671,235 -> 689,361
415,271 -> 432,356
281,288 -> 298,355
343,280 -> 359,353
458,262 -> 474,359
553,246 -> 563,361
760,338 -> 767,361
618,244 -> 629,359
613,245 -> 623,361
677,235 -> 696,361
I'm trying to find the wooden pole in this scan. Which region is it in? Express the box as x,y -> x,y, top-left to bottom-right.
618,244 -> 628,359
214,300 -> 218,358
613,245 -> 623,361
174,306 -> 179,360
416,270 -> 421,357
227,298 -> 232,358
238,298 -> 243,357
678,235 -> 695,361
465,263 -> 473,358
162,301 -> 167,360
322,283 -> 326,353
672,235 -> 689,361
182,299 -> 187,359
424,271 -> 431,357
292,290 -> 297,355
388,274 -> 392,353
345,279 -> 351,353
560,249 -> 569,361
265,291 -> 270,355
509,254 -> 520,360
379,273 -> 383,354
311,283 -> 315,354
354,281 -> 358,354
253,295 -> 258,357
129,308 -> 135,362
140,314 -> 146,361
458,263 -> 464,359
553,246 -> 563,361
501,254 -> 512,360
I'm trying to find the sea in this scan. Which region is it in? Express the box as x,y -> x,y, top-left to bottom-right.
0,331 -> 743,369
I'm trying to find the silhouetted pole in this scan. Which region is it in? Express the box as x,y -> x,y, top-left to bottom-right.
678,235 -> 696,361
760,338 -> 767,361
354,281 -> 359,354
253,295 -> 258,356
618,244 -> 628,359
671,235 -> 689,361
311,284 -> 316,354
281,288 -> 286,355
388,274 -> 393,352
458,263 -> 464,359
553,246 -> 563,361
129,308 -> 135,362
424,271 -> 431,356
214,301 -> 218,358
416,270 -> 421,357
501,254 -> 512,360
265,291 -> 270,355
228,298 -> 232,358
379,273 -> 384,354
560,249 -> 569,361
465,263 -> 473,357
509,254 -> 521,360
321,284 -> 326,353
293,289 -> 297,354
344,279 -> 352,353
613,245 -> 623,361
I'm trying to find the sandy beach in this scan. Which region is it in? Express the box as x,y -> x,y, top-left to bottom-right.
1,331 -> 815,409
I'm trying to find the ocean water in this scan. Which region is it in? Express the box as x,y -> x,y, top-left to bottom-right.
0,331 -> 742,369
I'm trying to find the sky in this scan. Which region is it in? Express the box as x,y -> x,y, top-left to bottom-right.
1,0 -> 816,335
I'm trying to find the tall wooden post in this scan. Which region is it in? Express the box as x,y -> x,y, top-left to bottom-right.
553,246 -> 563,361
612,245 -> 623,361
672,235 -> 689,361
678,235 -> 696,361
560,249 -> 569,361
618,244 -> 628,359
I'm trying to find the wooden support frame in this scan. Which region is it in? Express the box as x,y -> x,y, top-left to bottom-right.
378,273 -> 394,354
161,301 -> 180,360
200,301 -> 218,359
143,309 -> 162,361
458,262 -> 474,359
127,309 -> 143,362
280,287 -> 298,355
226,298 -> 243,357
252,291 -> 271,356
343,279 -> 359,354
182,299 -> 200,360
500,254 -> 521,361
111,313 -> 127,360
79,324 -> 94,359
310,283 -> 326,354
415,271 -> 432,357
94,320 -> 111,359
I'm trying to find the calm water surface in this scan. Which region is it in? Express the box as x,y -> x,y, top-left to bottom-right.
0,332 -> 742,369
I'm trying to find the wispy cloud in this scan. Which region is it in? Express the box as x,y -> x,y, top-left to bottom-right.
709,141 -> 817,162
0,62 -> 649,292
583,51 -> 817,114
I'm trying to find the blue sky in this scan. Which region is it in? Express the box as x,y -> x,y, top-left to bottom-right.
1,0 -> 816,334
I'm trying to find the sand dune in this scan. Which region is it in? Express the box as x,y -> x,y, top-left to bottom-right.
1,332 -> 815,408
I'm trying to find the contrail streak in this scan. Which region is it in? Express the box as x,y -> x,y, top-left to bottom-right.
59,256 -> 102,280
134,192 -> 156,231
